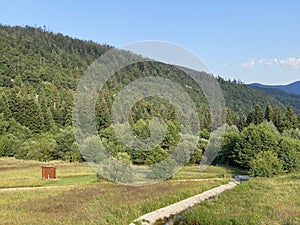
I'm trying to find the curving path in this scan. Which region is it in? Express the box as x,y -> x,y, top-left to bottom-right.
130,181 -> 239,225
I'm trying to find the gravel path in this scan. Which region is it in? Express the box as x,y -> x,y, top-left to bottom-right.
130,181 -> 239,225
0,185 -> 70,192
0,178 -> 225,192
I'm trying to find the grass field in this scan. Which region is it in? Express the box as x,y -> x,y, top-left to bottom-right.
172,165 -> 244,180
2,157 -> 298,225
0,157 -> 96,188
0,157 -> 231,225
0,180 -> 227,225
177,174 -> 300,225
0,157 -> 238,188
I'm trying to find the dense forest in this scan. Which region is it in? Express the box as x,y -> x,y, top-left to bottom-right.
250,86 -> 300,113
0,24 -> 299,177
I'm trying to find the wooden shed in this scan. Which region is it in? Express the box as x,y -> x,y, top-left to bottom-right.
42,166 -> 56,179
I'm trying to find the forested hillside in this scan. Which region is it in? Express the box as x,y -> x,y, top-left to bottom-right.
249,86 -> 300,113
0,24 -> 299,177
0,24 -> 111,161
0,24 -> 111,89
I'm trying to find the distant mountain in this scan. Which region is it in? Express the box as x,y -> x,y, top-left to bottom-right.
249,81 -> 300,95
249,86 -> 300,113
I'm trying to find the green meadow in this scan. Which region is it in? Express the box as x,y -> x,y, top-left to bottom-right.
177,174 -> 300,225
1,157 -> 299,225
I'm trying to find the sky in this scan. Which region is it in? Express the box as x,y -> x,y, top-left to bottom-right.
0,0 -> 299,85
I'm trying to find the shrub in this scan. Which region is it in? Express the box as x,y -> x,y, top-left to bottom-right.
278,137 -> 300,173
249,151 -> 283,177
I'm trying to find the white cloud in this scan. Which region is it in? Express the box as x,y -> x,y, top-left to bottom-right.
279,57 -> 300,69
242,59 -> 256,71
242,57 -> 300,70
257,58 -> 278,65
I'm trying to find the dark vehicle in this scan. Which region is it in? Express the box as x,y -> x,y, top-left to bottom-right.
234,175 -> 250,182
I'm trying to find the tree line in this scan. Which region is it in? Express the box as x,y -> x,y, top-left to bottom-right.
0,24 -> 299,177
217,103 -> 300,176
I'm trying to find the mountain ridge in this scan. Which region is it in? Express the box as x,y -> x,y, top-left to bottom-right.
249,85 -> 300,113
249,81 -> 300,95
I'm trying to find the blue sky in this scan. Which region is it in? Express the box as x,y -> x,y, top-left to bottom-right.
1,0 -> 299,84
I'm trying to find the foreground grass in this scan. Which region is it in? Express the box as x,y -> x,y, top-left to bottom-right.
3,157 -> 299,224
0,180 -> 227,225
178,173 -> 300,225
0,157 -> 233,224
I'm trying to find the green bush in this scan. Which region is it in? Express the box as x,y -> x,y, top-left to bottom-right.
278,137 -> 300,173
249,151 -> 283,177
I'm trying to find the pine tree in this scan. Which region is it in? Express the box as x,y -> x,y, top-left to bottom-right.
237,115 -> 247,131
272,106 -> 283,131
22,96 -> 44,132
226,108 -> 233,126
7,90 -> 24,123
14,74 -> 23,87
282,105 -> 297,130
38,89 -> 54,131
253,104 -> 264,124
265,103 -> 273,122
0,92 -> 12,120
247,104 -> 264,125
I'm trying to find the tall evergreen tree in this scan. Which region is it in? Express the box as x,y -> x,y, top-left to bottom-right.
265,103 -> 273,122
273,106 -> 283,131
0,92 -> 12,120
22,96 -> 44,132
247,104 -> 264,125
282,105 -> 297,130
237,115 -> 247,131
38,89 -> 54,131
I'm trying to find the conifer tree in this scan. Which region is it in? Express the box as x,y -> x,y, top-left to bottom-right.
282,105 -> 297,130
265,103 -> 273,122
